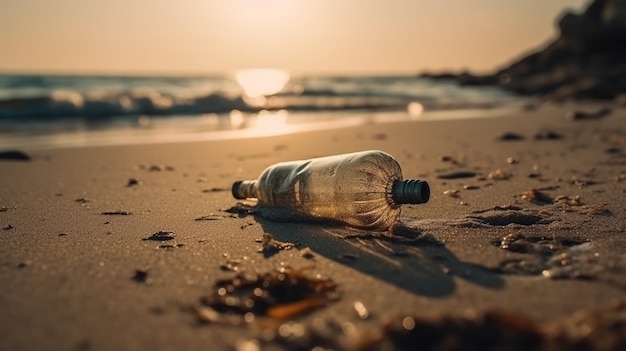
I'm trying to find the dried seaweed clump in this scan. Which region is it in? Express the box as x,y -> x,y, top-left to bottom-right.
490,234 -> 603,279
259,233 -> 295,253
349,306 -> 626,351
199,267 -> 339,321
354,310 -> 543,351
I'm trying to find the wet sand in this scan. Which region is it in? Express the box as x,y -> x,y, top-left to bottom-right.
1,102 -> 625,350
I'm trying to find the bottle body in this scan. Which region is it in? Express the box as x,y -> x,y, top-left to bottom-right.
232,150 -> 429,230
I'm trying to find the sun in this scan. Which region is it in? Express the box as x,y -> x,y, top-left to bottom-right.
235,69 -> 290,97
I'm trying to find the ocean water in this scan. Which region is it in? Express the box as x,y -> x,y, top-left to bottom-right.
0,72 -> 523,149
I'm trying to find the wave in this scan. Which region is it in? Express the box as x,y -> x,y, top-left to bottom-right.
0,89 -> 250,120
0,74 -> 517,122
0,89 -> 439,121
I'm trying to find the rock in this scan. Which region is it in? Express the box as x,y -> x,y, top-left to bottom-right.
424,0 -> 626,101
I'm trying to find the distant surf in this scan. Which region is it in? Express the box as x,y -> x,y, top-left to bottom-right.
0,72 -> 526,149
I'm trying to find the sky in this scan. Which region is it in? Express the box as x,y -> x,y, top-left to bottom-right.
0,0 -> 590,75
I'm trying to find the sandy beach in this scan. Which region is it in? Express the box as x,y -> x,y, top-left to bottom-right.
1,102 -> 625,350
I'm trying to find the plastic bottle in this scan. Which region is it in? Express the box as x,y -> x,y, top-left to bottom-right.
232,150 -> 429,230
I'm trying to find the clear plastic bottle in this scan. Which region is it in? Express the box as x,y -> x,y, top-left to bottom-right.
232,150 -> 429,230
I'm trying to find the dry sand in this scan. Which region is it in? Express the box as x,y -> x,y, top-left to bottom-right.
1,102 -> 625,350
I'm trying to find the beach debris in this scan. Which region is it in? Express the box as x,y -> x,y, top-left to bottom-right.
553,195 -> 582,207
258,233 -> 295,253
440,155 -> 465,166
17,261 -> 32,269
488,169 -> 511,180
355,310 -> 544,351
157,243 -> 184,250
240,222 -> 254,230
472,205 -> 523,214
146,164 -> 175,172
490,234 -> 604,280
356,306 -> 626,351
0,206 -> 14,212
569,175 -> 598,188
198,266 -> 339,320
244,302 -> 626,351
493,234 -> 587,255
195,214 -> 225,221
497,132 -> 525,141
223,203 -> 255,218
132,269 -> 151,284
75,197 -> 92,204
299,247 -> 315,259
231,150 -> 429,231
3,224 -> 15,230
101,210 -> 132,215
463,185 -> 479,190
507,157 -> 517,164
436,170 -> 477,179
443,189 -> 460,198
220,259 -> 243,272
202,187 -> 229,193
126,178 -> 141,187
143,231 -> 176,241
565,108 -> 611,121
353,301 -> 370,320
558,203 -> 611,216
527,171 -> 541,178
0,150 -> 31,161
533,130 -> 563,140
194,306 -> 221,324
605,147 -> 622,154
521,189 -> 554,205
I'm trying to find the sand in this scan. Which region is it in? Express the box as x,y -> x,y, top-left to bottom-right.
1,102 -> 625,350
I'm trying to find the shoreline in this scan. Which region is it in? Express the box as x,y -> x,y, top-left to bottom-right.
1,102 -> 625,350
0,102 -> 538,151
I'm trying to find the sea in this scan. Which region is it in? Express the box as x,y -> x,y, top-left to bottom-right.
0,71 -> 526,150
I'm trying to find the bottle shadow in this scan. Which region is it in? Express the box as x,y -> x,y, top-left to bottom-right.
253,217 -> 505,297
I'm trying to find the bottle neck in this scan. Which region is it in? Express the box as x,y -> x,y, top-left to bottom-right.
232,180 -> 259,199
392,179 -> 430,205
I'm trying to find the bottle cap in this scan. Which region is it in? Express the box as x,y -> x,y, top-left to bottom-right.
232,180 -> 245,199
392,179 -> 430,204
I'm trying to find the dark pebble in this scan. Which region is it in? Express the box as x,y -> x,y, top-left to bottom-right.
437,171 -> 478,179
605,147 -> 622,154
497,132 -> 525,141
534,131 -> 563,140
0,150 -> 31,161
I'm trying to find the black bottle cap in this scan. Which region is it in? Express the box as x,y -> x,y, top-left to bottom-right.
232,180 -> 245,199
392,179 -> 430,204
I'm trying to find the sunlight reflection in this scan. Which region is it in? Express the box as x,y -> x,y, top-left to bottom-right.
235,68 -> 290,97
229,109 -> 245,128
407,101 -> 424,119
250,109 -> 290,135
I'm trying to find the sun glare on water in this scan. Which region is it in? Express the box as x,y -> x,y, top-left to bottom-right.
235,68 -> 290,97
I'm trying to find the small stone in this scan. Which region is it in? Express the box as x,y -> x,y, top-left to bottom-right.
143,231 -> 175,241
497,132 -> 525,141
127,178 -> 141,187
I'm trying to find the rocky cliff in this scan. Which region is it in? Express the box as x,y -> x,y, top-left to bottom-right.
426,0 -> 626,101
